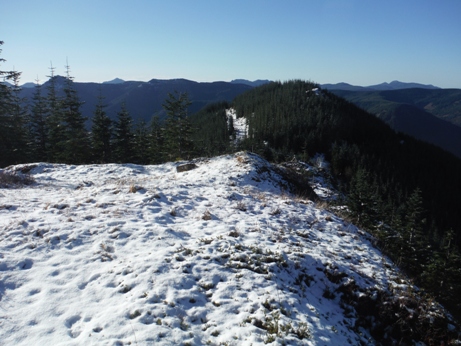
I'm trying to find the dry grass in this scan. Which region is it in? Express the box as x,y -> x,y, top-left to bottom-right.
315,200 -> 330,211
202,210 -> 212,220
236,155 -> 250,165
235,201 -> 247,212
0,171 -> 35,188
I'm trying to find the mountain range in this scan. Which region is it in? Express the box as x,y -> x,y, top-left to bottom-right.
16,77 -> 461,159
321,80 -> 441,91
18,77 -> 253,124
17,79 -> 439,91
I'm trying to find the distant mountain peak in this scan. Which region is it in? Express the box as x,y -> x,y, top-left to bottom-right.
231,79 -> 271,87
368,81 -> 440,90
321,82 -> 368,91
322,81 -> 441,91
103,78 -> 125,84
21,82 -> 36,88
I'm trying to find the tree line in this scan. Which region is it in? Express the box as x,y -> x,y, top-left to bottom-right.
0,42 -> 197,167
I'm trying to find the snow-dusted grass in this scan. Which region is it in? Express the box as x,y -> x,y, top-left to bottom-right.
0,152 -> 443,345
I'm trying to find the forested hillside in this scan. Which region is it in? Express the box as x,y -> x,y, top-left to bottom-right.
332,88 -> 461,127
191,81 -> 461,321
330,88 -> 461,159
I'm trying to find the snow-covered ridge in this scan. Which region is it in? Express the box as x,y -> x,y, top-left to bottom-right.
0,153 -> 457,345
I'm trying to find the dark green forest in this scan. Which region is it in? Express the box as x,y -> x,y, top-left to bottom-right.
1,43 -> 461,322
331,88 -> 461,159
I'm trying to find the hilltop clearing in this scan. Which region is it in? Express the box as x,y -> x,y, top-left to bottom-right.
0,153 -> 459,345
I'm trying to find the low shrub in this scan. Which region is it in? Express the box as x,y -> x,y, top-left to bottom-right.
0,170 -> 35,188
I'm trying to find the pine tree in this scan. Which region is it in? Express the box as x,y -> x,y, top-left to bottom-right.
29,78 -> 49,161
348,168 -> 380,229
423,229 -> 461,313
60,62 -> 89,163
90,90 -> 112,163
132,119 -> 149,164
190,102 -> 233,157
398,187 -> 428,273
148,115 -> 164,164
0,43 -> 29,167
45,63 -> 65,162
112,103 -> 134,163
8,70 -> 29,163
163,91 -> 193,161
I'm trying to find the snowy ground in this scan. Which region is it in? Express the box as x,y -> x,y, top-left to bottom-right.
0,153 -> 415,345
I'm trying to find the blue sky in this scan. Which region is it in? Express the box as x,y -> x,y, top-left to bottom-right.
1,0 -> 460,88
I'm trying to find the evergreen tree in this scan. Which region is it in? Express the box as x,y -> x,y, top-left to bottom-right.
163,91 -> 193,160
148,115 -> 164,164
60,63 -> 89,163
423,229 -> 461,315
0,41 -> 28,166
112,103 -> 134,163
190,102 -> 233,157
90,90 -> 112,163
132,119 -> 150,164
401,187 -> 428,274
348,168 -> 380,229
8,70 -> 29,163
29,78 -> 49,161
45,64 -> 65,162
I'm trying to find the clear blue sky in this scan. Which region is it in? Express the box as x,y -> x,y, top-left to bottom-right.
1,0 -> 460,88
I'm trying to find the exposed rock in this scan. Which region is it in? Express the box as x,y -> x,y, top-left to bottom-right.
176,163 -> 197,173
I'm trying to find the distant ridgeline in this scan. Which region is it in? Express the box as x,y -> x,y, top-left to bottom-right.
18,76 -> 253,125
192,80 -> 461,321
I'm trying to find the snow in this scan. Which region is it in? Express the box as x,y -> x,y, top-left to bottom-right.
1,152 -> 406,345
227,108 -> 247,144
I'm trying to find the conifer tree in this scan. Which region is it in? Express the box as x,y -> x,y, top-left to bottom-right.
0,41 -> 28,167
402,187 -> 428,273
90,90 -> 112,163
29,78 -> 49,161
423,229 -> 461,311
45,63 -> 65,162
60,62 -> 89,163
348,168 -> 379,229
163,91 -> 193,160
148,115 -> 164,164
132,119 -> 150,164
8,69 -> 29,163
112,103 -> 134,163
